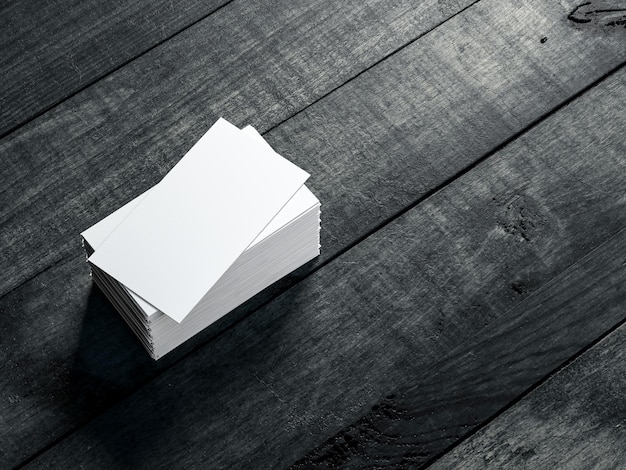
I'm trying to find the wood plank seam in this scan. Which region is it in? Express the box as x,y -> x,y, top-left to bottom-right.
262,0 -> 482,136
427,261 -> 626,468
0,0 -> 482,143
292,225 -> 626,468
424,228 -> 626,468
0,0 -> 236,142
272,58 -> 625,287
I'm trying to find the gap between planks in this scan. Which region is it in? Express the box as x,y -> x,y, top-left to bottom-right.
0,0 -> 236,140
429,280 -> 626,468
429,278 -> 626,468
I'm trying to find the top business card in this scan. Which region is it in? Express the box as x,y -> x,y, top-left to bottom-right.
88,118 -> 309,322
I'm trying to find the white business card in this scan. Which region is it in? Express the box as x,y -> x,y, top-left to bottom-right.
88,118 -> 309,322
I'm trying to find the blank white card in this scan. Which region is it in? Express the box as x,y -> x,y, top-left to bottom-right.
89,118 -> 309,322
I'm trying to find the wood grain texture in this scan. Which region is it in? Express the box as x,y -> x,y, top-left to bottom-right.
2,0 -> 625,466
292,229 -> 626,468
0,0 -> 230,137
0,0 -> 480,299
3,0 -> 626,301
431,306 -> 626,469
20,63 -> 626,469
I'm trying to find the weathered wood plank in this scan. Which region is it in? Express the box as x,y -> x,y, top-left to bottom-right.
2,0 -> 625,300
3,0 -> 625,466
292,228 -> 626,468
430,309 -> 626,469
0,0 -> 481,298
0,0 -> 230,137
20,62 -> 626,469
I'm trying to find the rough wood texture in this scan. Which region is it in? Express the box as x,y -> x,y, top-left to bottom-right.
0,0 -> 481,298
22,65 -> 626,469
292,228 -> 626,468
3,0 -> 626,467
431,314 -> 626,468
3,0 -> 625,299
2,0 -> 625,466
0,0 -> 229,137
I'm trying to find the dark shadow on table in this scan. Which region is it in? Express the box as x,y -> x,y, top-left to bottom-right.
65,259 -> 318,468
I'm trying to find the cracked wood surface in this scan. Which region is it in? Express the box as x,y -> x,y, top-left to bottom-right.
2,0 -> 625,468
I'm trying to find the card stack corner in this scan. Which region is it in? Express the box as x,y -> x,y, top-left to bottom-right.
80,118 -> 320,359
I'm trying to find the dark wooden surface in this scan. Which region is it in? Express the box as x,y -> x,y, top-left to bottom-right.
430,301 -> 626,469
1,0 -> 625,468
0,0 -> 231,138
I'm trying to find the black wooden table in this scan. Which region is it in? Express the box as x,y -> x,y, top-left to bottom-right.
2,0 -> 625,468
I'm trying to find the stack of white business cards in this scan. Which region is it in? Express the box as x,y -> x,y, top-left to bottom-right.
81,118 -> 320,359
